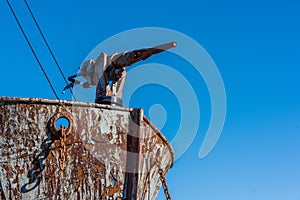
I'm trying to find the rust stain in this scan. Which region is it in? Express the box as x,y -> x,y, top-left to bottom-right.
29,140 -> 35,148
15,165 -> 24,174
77,167 -> 84,181
28,108 -> 35,120
12,188 -> 20,197
12,177 -> 18,184
107,132 -> 113,140
94,164 -> 102,173
3,164 -> 13,179
108,184 -> 121,197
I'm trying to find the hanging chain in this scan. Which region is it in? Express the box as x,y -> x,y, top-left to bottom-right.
155,156 -> 172,200
158,168 -> 172,200
59,126 -> 67,171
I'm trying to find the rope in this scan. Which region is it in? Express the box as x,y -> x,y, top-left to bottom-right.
6,0 -> 60,100
23,0 -> 77,101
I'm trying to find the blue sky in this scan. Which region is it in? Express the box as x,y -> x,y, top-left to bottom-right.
1,0 -> 300,199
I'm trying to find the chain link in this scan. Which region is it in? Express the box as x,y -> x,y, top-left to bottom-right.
59,126 -> 67,171
158,168 -> 172,200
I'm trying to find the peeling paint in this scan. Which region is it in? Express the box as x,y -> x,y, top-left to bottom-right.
0,97 -> 173,199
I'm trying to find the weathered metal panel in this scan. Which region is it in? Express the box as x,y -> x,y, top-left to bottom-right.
137,116 -> 174,199
0,97 -> 173,200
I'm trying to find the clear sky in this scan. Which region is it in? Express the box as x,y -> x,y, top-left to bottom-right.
1,0 -> 300,199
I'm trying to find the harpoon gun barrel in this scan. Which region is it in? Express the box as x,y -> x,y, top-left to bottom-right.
152,41 -> 177,53
109,41 -> 177,70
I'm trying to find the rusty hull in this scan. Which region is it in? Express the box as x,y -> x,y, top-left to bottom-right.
0,97 -> 174,200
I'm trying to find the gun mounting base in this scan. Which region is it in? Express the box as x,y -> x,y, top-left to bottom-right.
95,96 -> 123,107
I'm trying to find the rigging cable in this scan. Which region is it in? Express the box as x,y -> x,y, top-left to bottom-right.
23,0 -> 77,101
5,0 -> 60,100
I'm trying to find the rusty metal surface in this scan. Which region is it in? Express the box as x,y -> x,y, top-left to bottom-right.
0,97 -> 174,200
